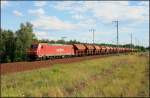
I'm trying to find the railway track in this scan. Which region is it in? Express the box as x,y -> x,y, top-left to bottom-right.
0,54 -> 123,75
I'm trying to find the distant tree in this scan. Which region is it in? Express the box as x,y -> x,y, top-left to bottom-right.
122,44 -> 134,48
0,29 -> 3,54
0,29 -> 5,62
146,46 -> 150,51
0,29 -> 16,62
67,40 -> 81,44
15,22 -> 36,60
49,40 -> 55,44
39,39 -> 51,43
6,30 -> 16,62
56,39 -> 65,44
134,45 -> 146,52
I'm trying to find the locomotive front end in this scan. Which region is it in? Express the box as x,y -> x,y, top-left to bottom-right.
27,44 -> 39,60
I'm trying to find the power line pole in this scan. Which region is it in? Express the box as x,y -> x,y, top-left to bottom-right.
112,20 -> 119,54
130,33 -> 132,51
89,29 -> 95,44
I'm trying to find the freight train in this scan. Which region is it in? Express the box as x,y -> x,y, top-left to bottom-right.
27,43 -> 137,60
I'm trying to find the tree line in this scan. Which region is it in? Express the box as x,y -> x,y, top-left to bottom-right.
0,22 -> 37,63
0,22 -> 149,63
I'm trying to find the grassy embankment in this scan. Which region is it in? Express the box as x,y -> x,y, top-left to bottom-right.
1,52 -> 149,97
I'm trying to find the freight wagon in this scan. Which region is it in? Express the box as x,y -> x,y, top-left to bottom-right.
100,46 -> 107,54
73,44 -> 86,56
93,45 -> 101,55
84,44 -> 95,55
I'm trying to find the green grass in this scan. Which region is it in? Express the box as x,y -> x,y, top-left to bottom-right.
1,52 -> 149,97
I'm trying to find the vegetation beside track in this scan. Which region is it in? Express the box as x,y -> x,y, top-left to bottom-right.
1,52 -> 149,97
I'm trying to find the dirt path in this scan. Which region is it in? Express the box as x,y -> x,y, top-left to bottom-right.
1,54 -> 114,75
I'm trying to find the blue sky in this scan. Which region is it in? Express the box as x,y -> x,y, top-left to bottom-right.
1,1 -> 149,47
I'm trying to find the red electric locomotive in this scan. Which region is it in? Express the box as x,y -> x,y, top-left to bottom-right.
27,43 -> 75,59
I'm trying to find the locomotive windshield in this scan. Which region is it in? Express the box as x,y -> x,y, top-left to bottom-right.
31,44 -> 38,49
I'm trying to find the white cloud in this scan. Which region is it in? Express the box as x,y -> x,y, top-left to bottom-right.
32,15 -> 78,31
34,30 -> 69,40
76,30 -> 115,44
72,14 -> 84,20
138,1 -> 149,6
29,6 -> 79,31
76,18 -> 97,29
28,8 -> 45,16
54,1 -> 88,19
13,10 -> 23,17
54,1 -> 79,11
34,1 -> 47,7
34,31 -> 48,39
1,1 -> 9,8
96,31 -> 114,35
54,1 -> 149,24
84,1 -> 148,23
119,27 -> 135,33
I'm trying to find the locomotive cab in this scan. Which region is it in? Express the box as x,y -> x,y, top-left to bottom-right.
31,44 -> 38,49
27,44 -> 39,60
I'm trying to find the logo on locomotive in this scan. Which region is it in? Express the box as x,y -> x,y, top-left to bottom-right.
56,48 -> 64,52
